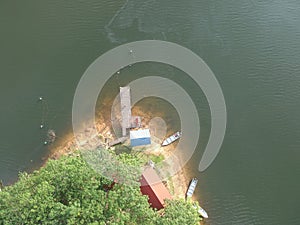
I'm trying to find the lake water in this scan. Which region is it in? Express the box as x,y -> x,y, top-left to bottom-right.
0,1 -> 299,224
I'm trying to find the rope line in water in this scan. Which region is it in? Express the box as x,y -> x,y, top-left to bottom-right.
37,97 -> 57,145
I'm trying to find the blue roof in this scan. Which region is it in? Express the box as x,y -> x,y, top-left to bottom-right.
130,129 -> 151,147
130,137 -> 151,147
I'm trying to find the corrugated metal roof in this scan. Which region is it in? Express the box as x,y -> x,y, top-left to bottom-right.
140,167 -> 172,209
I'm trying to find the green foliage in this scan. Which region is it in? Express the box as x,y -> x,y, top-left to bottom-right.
159,199 -> 200,225
0,153 -> 200,225
148,154 -> 165,164
81,148 -> 144,186
114,144 -> 132,155
0,155 -> 108,224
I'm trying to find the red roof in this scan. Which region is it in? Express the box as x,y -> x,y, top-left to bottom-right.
140,167 -> 172,210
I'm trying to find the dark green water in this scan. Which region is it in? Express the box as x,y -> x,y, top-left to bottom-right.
1,1 -> 300,224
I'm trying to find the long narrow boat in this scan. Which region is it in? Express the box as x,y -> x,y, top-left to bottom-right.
161,131 -> 181,146
186,178 -> 198,198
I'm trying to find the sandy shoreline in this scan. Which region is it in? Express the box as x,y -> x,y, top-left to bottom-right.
48,108 -> 189,199
46,103 -> 205,222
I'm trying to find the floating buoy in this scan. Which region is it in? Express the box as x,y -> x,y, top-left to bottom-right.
40,124 -> 44,129
44,141 -> 48,145
129,49 -> 133,54
117,71 -> 120,74
39,96 -> 43,101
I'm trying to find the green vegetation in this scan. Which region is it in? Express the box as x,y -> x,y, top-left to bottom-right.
0,151 -> 200,225
111,145 -> 164,165
148,154 -> 165,164
160,199 -> 201,225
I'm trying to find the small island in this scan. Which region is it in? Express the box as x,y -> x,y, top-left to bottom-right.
0,86 -> 207,225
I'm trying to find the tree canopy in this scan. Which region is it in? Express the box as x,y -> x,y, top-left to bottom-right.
0,150 -> 201,225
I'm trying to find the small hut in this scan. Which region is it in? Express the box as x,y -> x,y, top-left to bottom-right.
140,167 -> 172,210
130,129 -> 151,147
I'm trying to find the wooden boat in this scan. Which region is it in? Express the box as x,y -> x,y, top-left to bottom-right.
44,129 -> 56,145
161,131 -> 181,146
47,130 -> 56,142
186,178 -> 198,198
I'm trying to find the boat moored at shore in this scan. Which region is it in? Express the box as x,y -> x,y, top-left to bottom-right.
161,131 -> 181,146
198,206 -> 209,218
186,178 -> 198,198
